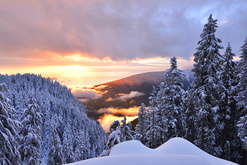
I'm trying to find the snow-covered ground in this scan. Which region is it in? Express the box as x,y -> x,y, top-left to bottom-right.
68,137 -> 238,165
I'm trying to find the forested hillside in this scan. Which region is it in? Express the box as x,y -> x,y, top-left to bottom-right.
0,74 -> 106,164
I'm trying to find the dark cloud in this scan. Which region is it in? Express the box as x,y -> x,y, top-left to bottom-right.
0,0 -> 246,61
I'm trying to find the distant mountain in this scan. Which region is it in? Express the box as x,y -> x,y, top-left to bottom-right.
0,74 -> 106,164
82,70 -> 193,119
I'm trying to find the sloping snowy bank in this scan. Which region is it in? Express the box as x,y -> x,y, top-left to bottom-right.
68,137 -> 238,165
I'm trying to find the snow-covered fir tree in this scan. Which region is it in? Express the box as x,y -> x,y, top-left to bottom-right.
100,121 -> 121,156
48,132 -> 63,165
184,89 -> 197,142
74,130 -> 85,161
144,87 -> 163,148
121,115 -> 134,141
154,82 -> 166,144
101,116 -> 135,156
221,43 -> 236,95
158,57 -> 186,141
220,43 -> 242,161
47,116 -> 63,165
110,120 -> 120,132
236,37 -> 247,150
189,14 -> 226,156
63,124 -> 76,164
19,94 -> 43,165
0,83 -> 21,164
134,103 -> 149,143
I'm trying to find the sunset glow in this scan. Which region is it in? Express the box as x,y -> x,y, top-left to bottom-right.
98,106 -> 140,117
1,51 -> 195,89
98,114 -> 138,133
0,0 -> 246,134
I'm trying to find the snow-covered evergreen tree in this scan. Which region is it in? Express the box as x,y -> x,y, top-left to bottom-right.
184,89 -> 197,142
110,120 -> 120,132
189,14 -> 225,156
63,124 -> 75,164
101,116 -> 135,156
0,83 -> 21,164
74,130 -> 85,161
236,37 -> 247,150
145,107 -> 163,149
144,87 -> 163,148
220,43 -> 242,161
47,116 -> 63,165
159,57 -> 186,141
19,94 -> 43,165
121,115 -> 134,141
154,82 -> 166,144
48,130 -> 63,165
134,103 -> 149,143
100,123 -> 121,156
222,43 -> 236,94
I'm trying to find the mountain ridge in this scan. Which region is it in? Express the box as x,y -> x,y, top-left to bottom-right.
82,70 -> 193,119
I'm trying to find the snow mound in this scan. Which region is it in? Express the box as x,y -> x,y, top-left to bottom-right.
68,137 -> 238,165
155,137 -> 237,165
110,140 -> 152,155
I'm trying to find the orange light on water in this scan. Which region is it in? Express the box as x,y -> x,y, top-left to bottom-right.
98,114 -> 138,133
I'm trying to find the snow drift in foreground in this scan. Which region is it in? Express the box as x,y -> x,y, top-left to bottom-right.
68,137 -> 238,165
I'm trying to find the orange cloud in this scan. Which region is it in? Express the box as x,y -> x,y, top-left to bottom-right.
70,85 -> 107,99
97,106 -> 139,117
117,91 -> 145,101
98,114 -> 138,133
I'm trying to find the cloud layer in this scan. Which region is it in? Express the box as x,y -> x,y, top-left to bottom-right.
1,0 -> 246,64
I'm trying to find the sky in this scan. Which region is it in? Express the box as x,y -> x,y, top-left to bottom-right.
1,0 -> 246,132
1,0 -> 246,89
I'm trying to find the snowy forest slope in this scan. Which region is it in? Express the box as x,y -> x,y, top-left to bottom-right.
0,74 -> 106,164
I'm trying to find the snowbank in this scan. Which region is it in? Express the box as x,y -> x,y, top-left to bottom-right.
68,137 -> 238,165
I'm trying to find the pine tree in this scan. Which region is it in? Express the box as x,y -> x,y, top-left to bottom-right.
100,122 -> 121,156
160,57 -> 186,141
153,82 -> 166,144
134,103 -> 149,143
19,94 -> 43,165
189,14 -> 225,156
63,124 -> 75,164
74,130 -> 85,161
0,83 -> 21,164
145,107 -> 163,148
184,89 -> 197,142
220,43 -> 242,162
144,87 -> 163,148
48,129 -> 63,165
47,116 -> 63,165
121,115 -> 134,141
236,37 -> 247,150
